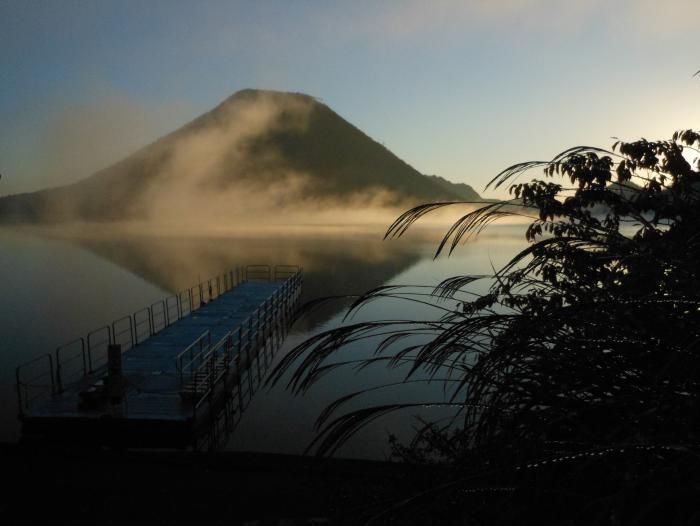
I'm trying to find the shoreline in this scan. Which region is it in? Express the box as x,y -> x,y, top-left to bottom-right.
1,442 -> 437,523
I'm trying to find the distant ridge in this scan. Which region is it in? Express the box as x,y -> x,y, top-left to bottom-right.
0,89 -> 481,223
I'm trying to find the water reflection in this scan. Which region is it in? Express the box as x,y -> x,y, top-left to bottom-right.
68,229 -> 425,329
0,227 -> 426,442
0,224 -> 527,454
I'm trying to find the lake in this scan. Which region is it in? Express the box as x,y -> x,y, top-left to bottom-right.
0,223 -> 527,458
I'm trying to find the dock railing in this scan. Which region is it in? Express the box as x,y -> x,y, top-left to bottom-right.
175,330 -> 212,385
176,268 -> 302,402
15,354 -> 54,417
188,269 -> 303,450
15,264 -> 301,417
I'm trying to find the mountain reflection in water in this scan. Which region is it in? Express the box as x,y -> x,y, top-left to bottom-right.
70,229 -> 424,330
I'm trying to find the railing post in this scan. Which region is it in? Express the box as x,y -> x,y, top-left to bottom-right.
177,353 -> 182,385
246,318 -> 253,392
129,316 -> 134,349
209,351 -> 215,391
81,339 -> 87,377
87,340 -> 94,374
255,310 -> 262,382
224,333 -> 232,367
48,355 -> 55,396
188,347 -> 194,391
132,314 -> 138,345
16,368 -> 24,416
236,334 -> 243,408
54,347 -> 64,394
107,344 -> 124,405
262,299 -> 270,366
265,298 -> 274,338
274,292 -> 281,342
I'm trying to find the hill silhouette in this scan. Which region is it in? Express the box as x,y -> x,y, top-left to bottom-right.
0,90 -> 480,224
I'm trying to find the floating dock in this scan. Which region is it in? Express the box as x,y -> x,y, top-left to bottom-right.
16,265 -> 302,449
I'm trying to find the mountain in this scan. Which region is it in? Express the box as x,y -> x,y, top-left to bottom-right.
425,174 -> 481,201
0,89 -> 481,223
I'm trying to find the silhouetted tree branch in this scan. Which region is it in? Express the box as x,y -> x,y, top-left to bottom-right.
273,128 -> 700,523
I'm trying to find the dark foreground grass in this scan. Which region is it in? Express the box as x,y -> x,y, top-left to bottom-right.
0,443 -> 433,525
5,442 -> 697,525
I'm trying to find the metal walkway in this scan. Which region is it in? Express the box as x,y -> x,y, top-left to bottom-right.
16,265 -> 302,449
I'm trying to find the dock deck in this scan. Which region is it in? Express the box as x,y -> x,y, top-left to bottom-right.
16,265 -> 302,449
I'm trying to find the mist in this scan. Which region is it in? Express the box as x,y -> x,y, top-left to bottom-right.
2,89 -> 487,233
1,89 -> 192,196
137,91 -> 406,229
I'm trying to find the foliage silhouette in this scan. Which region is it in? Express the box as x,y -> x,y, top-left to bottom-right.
272,129 -> 700,523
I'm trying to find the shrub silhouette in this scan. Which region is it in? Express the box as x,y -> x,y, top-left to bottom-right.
273,130 -> 700,523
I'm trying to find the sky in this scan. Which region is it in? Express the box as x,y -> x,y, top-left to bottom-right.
1,0 -> 699,198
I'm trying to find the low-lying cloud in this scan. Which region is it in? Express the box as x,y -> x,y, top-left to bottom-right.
14,90 -> 438,232
135,92 -> 411,229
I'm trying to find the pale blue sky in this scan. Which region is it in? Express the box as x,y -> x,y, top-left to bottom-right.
1,0 -> 699,197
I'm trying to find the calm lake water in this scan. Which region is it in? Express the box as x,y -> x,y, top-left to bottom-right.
0,224 -> 526,458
